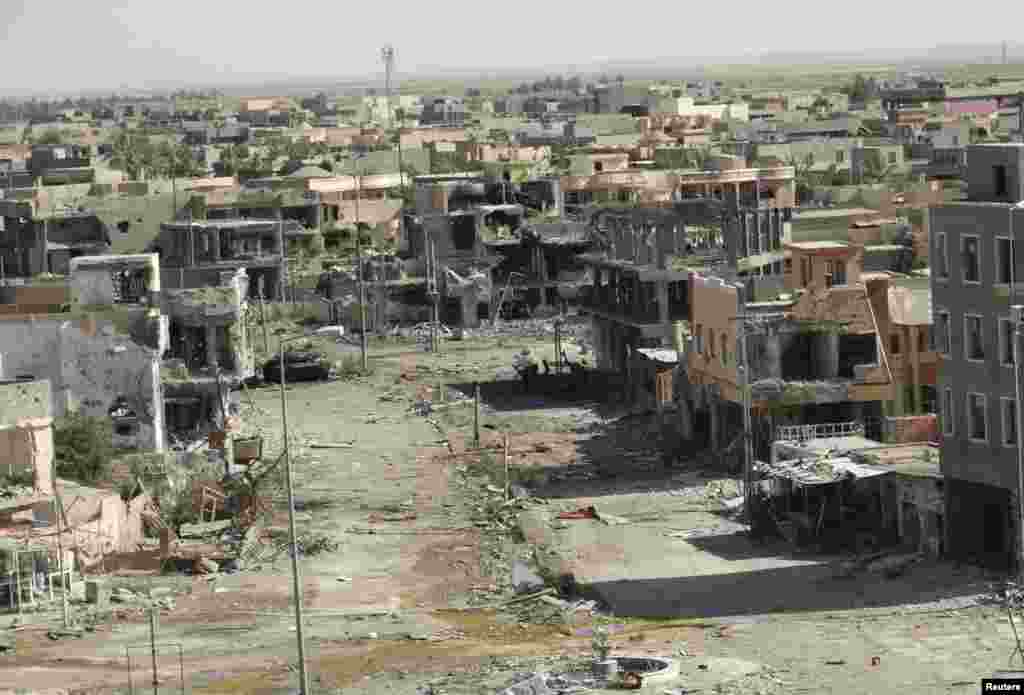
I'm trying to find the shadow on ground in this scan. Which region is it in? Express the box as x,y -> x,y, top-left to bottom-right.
578,531 -> 994,619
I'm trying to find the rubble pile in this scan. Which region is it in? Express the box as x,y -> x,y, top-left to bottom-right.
0,483 -> 34,499
461,318 -> 585,340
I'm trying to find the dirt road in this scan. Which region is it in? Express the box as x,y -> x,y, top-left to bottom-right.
1,332 -> 1017,695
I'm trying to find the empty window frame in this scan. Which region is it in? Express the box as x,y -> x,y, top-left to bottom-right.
996,237 -> 1015,285
935,232 -> 949,279
1000,317 -> 1016,367
934,310 -> 951,356
967,392 -> 988,443
1002,397 -> 1018,447
962,235 -> 981,283
964,314 -> 985,361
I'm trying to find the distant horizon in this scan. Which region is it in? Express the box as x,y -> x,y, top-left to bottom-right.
2,42 -> 1023,100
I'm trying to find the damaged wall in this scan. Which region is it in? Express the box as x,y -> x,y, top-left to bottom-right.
0,315 -> 165,450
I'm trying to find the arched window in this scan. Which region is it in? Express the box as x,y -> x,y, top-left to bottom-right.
707,327 -> 715,358
721,334 -> 729,367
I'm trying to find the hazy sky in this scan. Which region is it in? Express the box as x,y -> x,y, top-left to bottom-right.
2,0 -> 1022,94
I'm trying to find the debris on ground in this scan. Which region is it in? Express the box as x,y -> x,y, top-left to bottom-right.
512,560 -> 546,594
557,507 -> 597,520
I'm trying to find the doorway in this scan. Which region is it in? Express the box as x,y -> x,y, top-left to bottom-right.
983,503 -> 1006,555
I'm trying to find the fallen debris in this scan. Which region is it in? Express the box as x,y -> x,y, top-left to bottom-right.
558,507 -> 597,520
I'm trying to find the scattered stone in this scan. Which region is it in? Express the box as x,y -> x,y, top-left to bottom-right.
512,560 -> 546,595
194,557 -> 220,575
111,588 -> 138,603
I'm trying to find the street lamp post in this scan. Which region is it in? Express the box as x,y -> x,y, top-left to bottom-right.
277,333 -> 310,695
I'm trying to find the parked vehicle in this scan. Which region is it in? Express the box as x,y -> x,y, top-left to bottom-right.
261,351 -> 331,383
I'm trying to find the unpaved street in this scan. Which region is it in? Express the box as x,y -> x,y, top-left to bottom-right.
1,330 -> 1017,695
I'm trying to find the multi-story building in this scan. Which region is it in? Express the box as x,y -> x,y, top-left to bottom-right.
0,200 -> 112,277
931,143 -> 1024,571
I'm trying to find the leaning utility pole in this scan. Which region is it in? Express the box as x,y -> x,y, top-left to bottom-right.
278,335 -> 310,695
426,228 -> 441,353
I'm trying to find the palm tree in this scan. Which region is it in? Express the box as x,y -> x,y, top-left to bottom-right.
787,153 -> 816,203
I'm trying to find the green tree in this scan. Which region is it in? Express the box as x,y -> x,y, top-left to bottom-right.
787,153 -> 816,203
35,129 -> 64,145
54,413 -> 115,484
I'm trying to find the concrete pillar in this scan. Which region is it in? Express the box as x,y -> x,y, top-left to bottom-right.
813,332 -> 840,379
205,325 -> 219,370
908,326 -> 921,413
212,228 -> 221,262
657,280 -> 669,326
460,287 -> 480,329
709,390 -> 720,452
763,334 -> 782,379
677,390 -> 694,441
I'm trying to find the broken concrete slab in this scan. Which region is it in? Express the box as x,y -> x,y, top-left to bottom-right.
512,560 -> 547,595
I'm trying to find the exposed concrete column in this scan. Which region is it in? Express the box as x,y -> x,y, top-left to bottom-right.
908,326 -> 921,413
633,275 -> 642,318
677,389 -> 694,440
460,286 -> 480,329
763,333 -> 782,379
205,324 -> 219,370
657,280 -> 669,327
709,388 -> 720,452
813,332 -> 840,379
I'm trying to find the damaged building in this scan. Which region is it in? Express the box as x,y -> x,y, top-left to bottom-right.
0,200 -> 113,277
152,217 -> 289,300
160,268 -> 253,445
574,163 -> 796,413
0,254 -> 167,450
0,251 -> 253,452
0,378 -> 150,602
688,239 -> 936,469
755,427 -> 943,557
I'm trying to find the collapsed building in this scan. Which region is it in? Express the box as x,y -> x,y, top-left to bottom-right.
574,164 -> 797,417
755,426 -> 943,556
0,252 -> 252,451
313,174 -> 589,330
688,240 -> 936,466
0,254 -> 166,451
0,378 -> 150,606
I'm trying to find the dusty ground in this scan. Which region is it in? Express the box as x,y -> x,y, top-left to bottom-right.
0,321 -> 1018,695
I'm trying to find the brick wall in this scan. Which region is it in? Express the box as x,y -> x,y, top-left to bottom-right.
884,414 -> 938,444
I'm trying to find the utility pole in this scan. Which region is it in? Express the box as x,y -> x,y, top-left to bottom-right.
354,161 -> 368,371
736,307 -> 755,528
277,203 -> 287,302
474,382 -> 481,448
257,277 -> 269,357
149,605 -> 159,695
278,335 -> 310,695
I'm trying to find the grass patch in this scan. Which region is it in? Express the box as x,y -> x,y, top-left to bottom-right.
466,449 -> 548,489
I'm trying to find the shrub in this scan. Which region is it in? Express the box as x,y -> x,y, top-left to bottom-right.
54,412 -> 115,484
